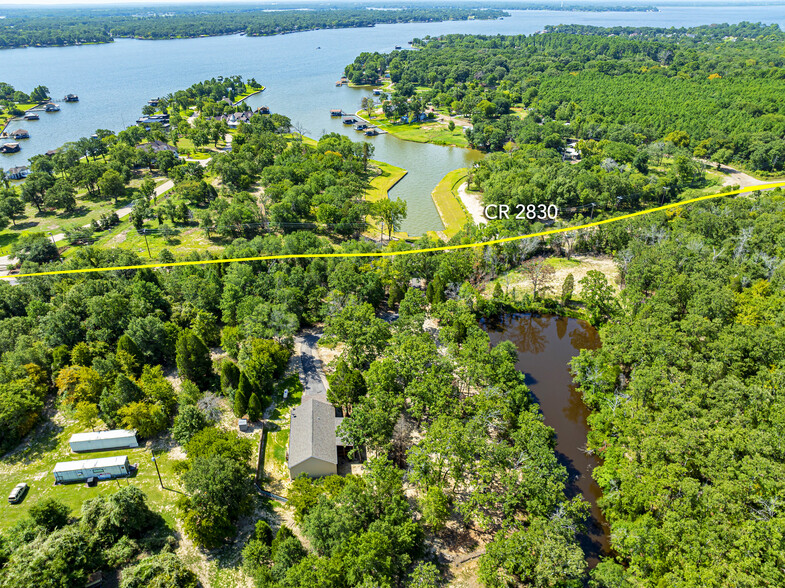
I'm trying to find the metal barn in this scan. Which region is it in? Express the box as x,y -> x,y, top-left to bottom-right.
69,429 -> 138,452
53,456 -> 130,483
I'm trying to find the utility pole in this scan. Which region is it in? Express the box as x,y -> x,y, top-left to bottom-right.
142,229 -> 152,258
152,455 -> 163,490
380,221 -> 384,244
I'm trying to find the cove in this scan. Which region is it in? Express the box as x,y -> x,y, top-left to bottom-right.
485,314 -> 609,565
5,7 -> 785,234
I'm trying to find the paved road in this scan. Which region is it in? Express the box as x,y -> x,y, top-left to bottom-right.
295,330 -> 328,398
47,178 -> 175,244
0,178 -> 176,281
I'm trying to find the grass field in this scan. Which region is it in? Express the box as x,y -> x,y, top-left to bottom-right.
363,159 -> 411,240
262,374 -> 303,496
511,106 -> 529,120
0,188 -> 137,254
0,103 -> 38,130
431,168 -> 469,239
0,417 -> 183,532
359,108 -> 469,148
233,84 -> 266,104
366,159 -> 407,203
83,222 -> 223,260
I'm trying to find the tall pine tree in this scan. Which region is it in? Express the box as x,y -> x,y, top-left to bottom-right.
247,393 -> 262,422
176,329 -> 212,390
234,372 -> 251,417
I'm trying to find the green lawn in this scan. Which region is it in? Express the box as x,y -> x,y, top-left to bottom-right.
359,109 -> 469,148
233,84 -> 266,103
85,222 -> 224,260
0,188 -> 137,250
546,257 -> 582,270
366,159 -> 407,203
511,106 -> 529,120
431,168 -> 469,238
1,419 -> 183,532
363,159 -> 411,240
261,374 -> 303,495
176,136 -> 225,156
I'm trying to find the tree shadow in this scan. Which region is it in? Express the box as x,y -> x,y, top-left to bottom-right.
1,418 -> 63,465
554,448 -> 606,566
7,221 -> 38,231
56,205 -> 90,219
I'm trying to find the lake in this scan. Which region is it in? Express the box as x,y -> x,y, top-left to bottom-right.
3,5 -> 785,234
486,314 -> 607,564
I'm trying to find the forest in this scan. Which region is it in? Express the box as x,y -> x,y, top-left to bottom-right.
3,17 -> 785,586
0,211 -> 602,586
346,22 -> 785,172
0,6 -> 505,48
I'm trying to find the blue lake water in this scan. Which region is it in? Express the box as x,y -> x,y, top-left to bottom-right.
2,5 -> 785,233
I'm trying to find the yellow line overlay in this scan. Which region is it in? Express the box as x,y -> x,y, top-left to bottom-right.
2,182 -> 782,280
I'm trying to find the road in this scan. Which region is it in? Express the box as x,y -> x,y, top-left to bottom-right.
295,330 -> 328,398
0,178 -> 176,280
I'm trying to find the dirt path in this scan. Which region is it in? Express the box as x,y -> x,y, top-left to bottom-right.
457,183 -> 487,225
433,111 -> 473,129
705,160 -> 781,188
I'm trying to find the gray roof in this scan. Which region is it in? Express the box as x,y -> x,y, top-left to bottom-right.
69,429 -> 136,443
53,455 -> 129,473
288,397 -> 339,468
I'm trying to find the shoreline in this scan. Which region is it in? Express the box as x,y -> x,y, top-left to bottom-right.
0,103 -> 43,147
233,87 -> 265,106
430,169 -> 470,239
354,109 -> 470,149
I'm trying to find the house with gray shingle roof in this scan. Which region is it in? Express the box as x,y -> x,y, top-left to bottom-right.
287,396 -> 347,478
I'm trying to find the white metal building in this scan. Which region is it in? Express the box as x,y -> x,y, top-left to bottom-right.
53,456 -> 130,483
69,429 -> 138,452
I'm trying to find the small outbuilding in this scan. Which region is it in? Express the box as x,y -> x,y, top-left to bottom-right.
69,429 -> 138,453
238,418 -> 249,432
53,456 -> 131,484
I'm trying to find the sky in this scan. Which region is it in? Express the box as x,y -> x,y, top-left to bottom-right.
1,0 -> 781,7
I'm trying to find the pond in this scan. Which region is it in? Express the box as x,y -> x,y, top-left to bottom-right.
485,313 -> 608,565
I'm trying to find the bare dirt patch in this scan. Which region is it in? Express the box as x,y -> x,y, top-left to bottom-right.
493,254 -> 621,299
457,183 -> 486,225
106,230 -> 128,246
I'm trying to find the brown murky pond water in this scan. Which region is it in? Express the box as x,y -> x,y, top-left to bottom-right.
485,313 -> 609,565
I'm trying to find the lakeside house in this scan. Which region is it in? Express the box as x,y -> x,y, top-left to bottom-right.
10,129 -> 29,139
287,396 -> 353,478
136,114 -> 169,125
0,143 -> 20,153
256,106 -> 270,115
6,166 -> 28,180
214,110 -> 254,127
64,94 -> 79,102
148,98 -> 160,107
136,140 -> 178,156
45,149 -> 58,157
